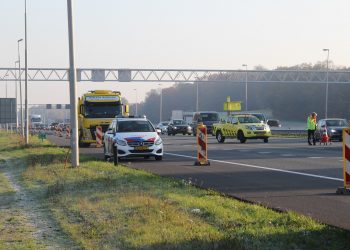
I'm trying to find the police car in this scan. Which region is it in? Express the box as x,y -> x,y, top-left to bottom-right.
103,116 -> 163,162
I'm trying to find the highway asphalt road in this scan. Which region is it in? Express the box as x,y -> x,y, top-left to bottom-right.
48,134 -> 350,230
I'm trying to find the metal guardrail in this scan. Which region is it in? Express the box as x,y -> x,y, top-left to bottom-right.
271,129 -> 307,136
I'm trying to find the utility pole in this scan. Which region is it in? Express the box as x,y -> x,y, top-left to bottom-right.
67,0 -> 79,167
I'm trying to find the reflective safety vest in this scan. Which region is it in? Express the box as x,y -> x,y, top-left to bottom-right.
307,116 -> 317,130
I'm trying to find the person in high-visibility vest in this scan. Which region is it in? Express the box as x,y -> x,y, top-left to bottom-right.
307,112 -> 317,145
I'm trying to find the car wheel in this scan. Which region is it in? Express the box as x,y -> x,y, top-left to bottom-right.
263,138 -> 269,143
183,133 -> 186,135
237,131 -> 246,143
113,146 -> 118,166
216,131 -> 225,143
155,155 -> 163,161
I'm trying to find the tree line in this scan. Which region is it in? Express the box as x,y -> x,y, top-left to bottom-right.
132,62 -> 350,123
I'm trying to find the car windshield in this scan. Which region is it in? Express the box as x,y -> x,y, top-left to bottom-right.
200,113 -> 219,122
237,116 -> 260,124
161,122 -> 169,126
84,102 -> 122,118
251,114 -> 265,122
31,118 -> 41,122
117,120 -> 155,133
173,120 -> 186,125
326,119 -> 347,127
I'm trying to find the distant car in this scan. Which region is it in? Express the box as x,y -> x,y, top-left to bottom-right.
103,116 -> 163,161
167,119 -> 192,135
156,121 -> 170,134
191,111 -> 220,136
267,119 -> 282,127
57,123 -> 68,131
315,118 -> 348,142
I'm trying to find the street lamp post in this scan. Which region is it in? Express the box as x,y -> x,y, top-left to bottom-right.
67,0 -> 79,167
4,73 -> 9,132
196,81 -> 199,112
15,61 -> 19,130
5,73 -> 8,99
242,64 -> 248,111
134,88 -> 138,116
24,0 -> 29,144
159,84 -> 162,122
4,73 -> 9,131
323,49 -> 330,118
17,39 -> 24,137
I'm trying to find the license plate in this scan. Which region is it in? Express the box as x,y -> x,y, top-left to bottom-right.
135,146 -> 149,151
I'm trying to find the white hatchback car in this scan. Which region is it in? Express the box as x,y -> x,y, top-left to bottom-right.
156,121 -> 170,134
104,117 -> 163,162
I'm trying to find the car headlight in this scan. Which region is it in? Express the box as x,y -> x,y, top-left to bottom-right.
330,129 -> 336,133
173,126 -> 177,129
155,137 -> 163,145
116,139 -> 127,146
245,125 -> 256,130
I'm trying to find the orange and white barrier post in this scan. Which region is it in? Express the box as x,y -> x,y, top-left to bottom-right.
336,127 -> 350,195
194,123 -> 210,166
66,126 -> 71,139
95,125 -> 103,147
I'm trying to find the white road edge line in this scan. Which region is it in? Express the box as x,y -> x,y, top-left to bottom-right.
165,152 -> 343,182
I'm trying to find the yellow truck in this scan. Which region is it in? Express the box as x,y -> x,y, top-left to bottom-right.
78,90 -> 129,147
212,114 -> 271,143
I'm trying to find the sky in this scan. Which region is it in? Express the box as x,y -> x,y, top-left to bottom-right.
1,0 -> 349,104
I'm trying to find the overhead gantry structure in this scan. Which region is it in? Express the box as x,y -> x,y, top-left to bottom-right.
1,68 -> 350,83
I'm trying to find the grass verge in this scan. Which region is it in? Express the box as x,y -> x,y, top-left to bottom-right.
0,141 -> 45,249
0,132 -> 350,249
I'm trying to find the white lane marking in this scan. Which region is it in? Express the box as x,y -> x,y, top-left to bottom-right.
281,154 -> 295,157
165,152 -> 343,182
308,156 -> 325,159
258,152 -> 271,154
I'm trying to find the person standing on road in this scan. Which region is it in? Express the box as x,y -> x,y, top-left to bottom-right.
307,112 -> 317,145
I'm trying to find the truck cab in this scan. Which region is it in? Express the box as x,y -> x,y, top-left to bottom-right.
78,90 -> 129,147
